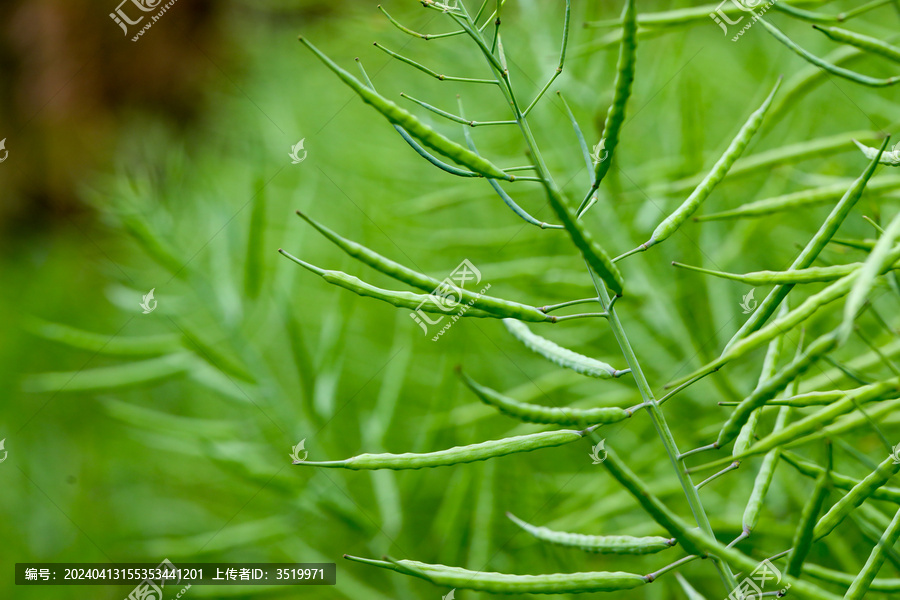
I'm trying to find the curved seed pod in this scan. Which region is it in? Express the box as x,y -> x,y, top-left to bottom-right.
671,261 -> 875,284
758,17 -> 900,87
22,353 -> 193,393
814,25 -> 900,65
506,512 -> 675,555
589,0 -> 636,192
24,316 -> 181,356
653,130 -> 879,196
299,37 -> 511,180
841,209 -> 900,341
601,449 -> 706,556
696,175 -> 900,220
295,429 -> 585,470
293,212 -> 551,323
804,562 -> 900,592
733,329 -> 786,458
735,390 -> 846,407
587,2 -> 746,28
543,183 -> 624,294
814,456 -> 900,540
279,249 -> 505,319
717,332 -> 839,448
785,444 -> 832,577
343,555 -> 647,593
782,451 -> 900,503
503,319 -> 626,378
844,508 -> 900,600
853,139 -> 900,166
640,79 -> 781,250
458,368 -> 631,425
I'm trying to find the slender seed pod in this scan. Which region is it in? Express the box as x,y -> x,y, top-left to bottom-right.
785,398 -> 900,453
723,141 -> 889,352
600,449 -> 706,556
813,456 -> 900,540
758,17 -> 900,87
293,212 -> 551,322
506,512 -> 675,555
727,390 -> 846,407
671,261 -> 879,285
299,37 -> 511,179
23,317 -> 181,356
843,508 -> 900,600
343,555 -> 648,593
734,330 -> 786,458
674,574 -> 706,600
543,182 -> 625,294
785,444 -> 832,577
841,210 -> 900,341
695,175 -> 900,220
589,0 -> 636,192
742,406 -> 792,535
652,130 -> 879,196
782,451 -> 900,503
717,332 -> 839,448
295,429 -> 586,470
640,79 -> 781,250
279,249 -> 502,319
804,562 -> 900,592
458,368 -> 632,426
22,353 -> 193,393
587,2 -> 746,28
503,319 -> 627,378
814,25 -> 900,65
853,139 -> 900,165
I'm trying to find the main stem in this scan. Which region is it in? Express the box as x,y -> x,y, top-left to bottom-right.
459,4 -> 737,591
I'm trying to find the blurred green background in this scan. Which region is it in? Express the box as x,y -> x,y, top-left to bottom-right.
2,0 -> 900,598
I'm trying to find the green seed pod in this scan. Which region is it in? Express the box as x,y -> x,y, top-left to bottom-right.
742,406 -> 792,535
24,316 -> 181,356
22,353 -> 193,393
293,212 -> 551,323
591,0 -> 636,188
543,183 -> 624,294
641,78 -> 781,250
733,331 -> 785,458
343,555 -> 648,593
458,368 -> 631,426
782,451 -> 900,503
503,319 -> 626,378
814,456 -> 900,540
299,36 -> 511,180
279,249 -> 502,319
672,261 -> 872,284
506,512 -> 675,555
840,508 -> 900,599
853,139 -> 900,166
295,429 -> 585,470
814,25 -> 900,65
804,562 -> 900,592
695,175 -> 900,220
758,17 -> 900,87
